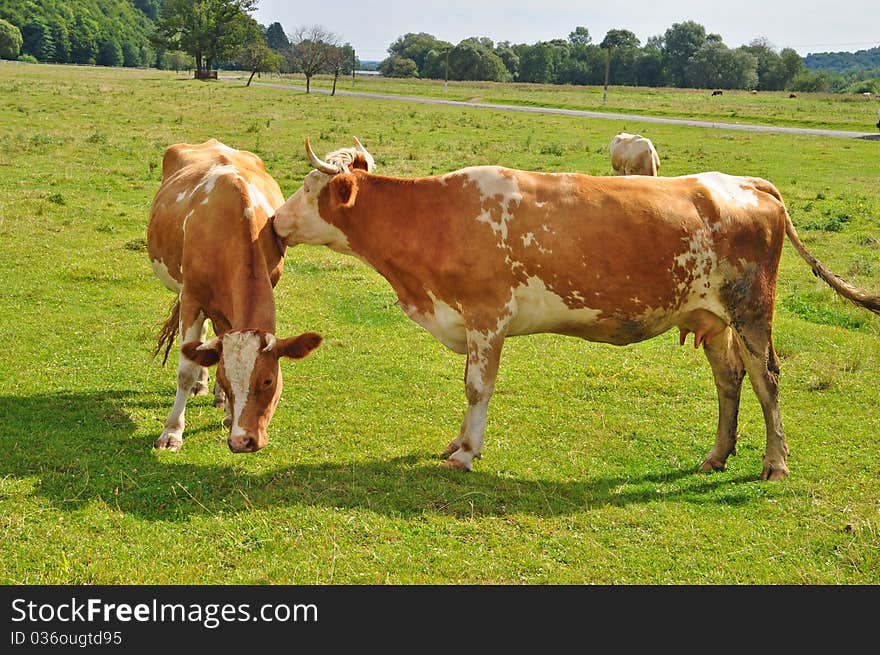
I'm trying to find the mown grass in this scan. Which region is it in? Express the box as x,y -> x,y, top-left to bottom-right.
0,62 -> 879,584
269,71 -> 880,133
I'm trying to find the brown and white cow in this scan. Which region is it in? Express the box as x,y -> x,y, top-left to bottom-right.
610,132 -> 660,176
272,138 -> 880,480
148,139 -> 321,453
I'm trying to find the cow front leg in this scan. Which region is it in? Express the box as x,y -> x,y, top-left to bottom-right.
700,327 -> 746,472
444,328 -> 505,471
155,305 -> 205,452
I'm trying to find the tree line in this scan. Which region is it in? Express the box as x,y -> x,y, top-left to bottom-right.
0,0 -> 159,67
379,24 -> 809,91
379,24 -> 879,94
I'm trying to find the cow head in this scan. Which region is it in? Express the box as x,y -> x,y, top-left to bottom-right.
272,137 -> 374,250
181,330 -> 322,453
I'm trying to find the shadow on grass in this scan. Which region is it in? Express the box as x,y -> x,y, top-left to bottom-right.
0,390 -> 763,522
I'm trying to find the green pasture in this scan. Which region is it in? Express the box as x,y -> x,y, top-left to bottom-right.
0,63 -> 878,584
273,71 -> 880,133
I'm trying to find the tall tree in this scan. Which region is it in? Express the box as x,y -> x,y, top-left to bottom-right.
239,34 -> 280,85
568,26 -> 591,47
152,0 -> 258,74
264,21 -> 288,51
387,32 -> 447,74
0,18 -> 21,60
286,25 -> 337,93
663,20 -> 707,87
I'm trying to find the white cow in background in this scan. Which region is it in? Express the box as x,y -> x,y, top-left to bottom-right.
610,132 -> 660,176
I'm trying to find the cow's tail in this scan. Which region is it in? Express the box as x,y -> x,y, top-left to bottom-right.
154,297 -> 180,365
753,178 -> 880,316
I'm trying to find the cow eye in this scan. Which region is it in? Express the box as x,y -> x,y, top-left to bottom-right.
262,377 -> 273,388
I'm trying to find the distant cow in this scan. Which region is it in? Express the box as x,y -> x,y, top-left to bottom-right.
610,132 -> 660,176
272,137 -> 880,480
789,92 -> 798,98
148,139 -> 321,453
711,90 -> 723,96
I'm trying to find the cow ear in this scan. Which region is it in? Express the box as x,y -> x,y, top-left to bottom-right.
181,338 -> 222,367
273,332 -> 322,360
331,174 -> 358,208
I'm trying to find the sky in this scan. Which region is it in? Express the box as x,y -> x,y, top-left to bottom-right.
252,0 -> 878,62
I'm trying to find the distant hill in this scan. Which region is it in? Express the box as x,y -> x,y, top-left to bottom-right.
804,46 -> 880,73
0,0 -> 160,67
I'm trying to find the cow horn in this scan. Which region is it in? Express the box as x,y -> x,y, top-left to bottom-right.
352,136 -> 375,172
263,333 -> 277,352
306,137 -> 340,175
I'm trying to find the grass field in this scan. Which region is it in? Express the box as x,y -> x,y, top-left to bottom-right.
1,62 -> 879,584
275,72 -> 880,133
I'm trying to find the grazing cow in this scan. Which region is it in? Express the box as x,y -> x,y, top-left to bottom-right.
610,132 -> 660,176
789,93 -> 798,98
148,139 -> 322,453
711,90 -> 723,96
272,138 -> 880,480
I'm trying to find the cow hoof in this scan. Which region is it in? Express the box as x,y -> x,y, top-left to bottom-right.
699,458 -> 726,473
214,398 -> 226,409
443,458 -> 471,471
154,432 -> 183,452
190,382 -> 210,397
760,462 -> 790,481
222,416 -> 232,428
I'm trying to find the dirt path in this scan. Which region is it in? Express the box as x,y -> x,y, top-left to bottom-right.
235,79 -> 880,141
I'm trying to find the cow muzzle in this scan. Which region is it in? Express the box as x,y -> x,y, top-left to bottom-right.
227,431 -> 268,453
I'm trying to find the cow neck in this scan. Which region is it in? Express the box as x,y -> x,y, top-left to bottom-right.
225,236 -> 278,335
331,175 -> 446,313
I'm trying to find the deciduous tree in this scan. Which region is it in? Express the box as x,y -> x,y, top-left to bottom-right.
286,25 -> 337,92
152,0 -> 258,74
0,18 -> 22,60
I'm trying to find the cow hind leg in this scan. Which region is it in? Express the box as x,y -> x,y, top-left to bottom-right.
444,328 -> 505,471
155,305 -> 205,452
700,327 -> 746,472
733,324 -> 789,480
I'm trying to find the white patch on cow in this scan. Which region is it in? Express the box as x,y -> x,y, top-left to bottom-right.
507,276 -> 602,336
151,259 -> 181,292
463,167 -> 522,242
399,292 -> 468,353
222,332 -> 262,438
519,231 -> 552,255
176,191 -> 187,203
246,182 -> 276,217
182,210 -> 194,234
192,164 -> 239,202
690,172 -> 758,209
210,141 -> 238,156
244,207 -> 254,221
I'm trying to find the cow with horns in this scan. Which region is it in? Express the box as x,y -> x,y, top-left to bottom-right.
148,139 -> 322,453
271,137 -> 880,480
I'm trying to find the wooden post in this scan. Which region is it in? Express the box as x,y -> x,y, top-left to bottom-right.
445,48 -> 450,93
603,49 -> 611,105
